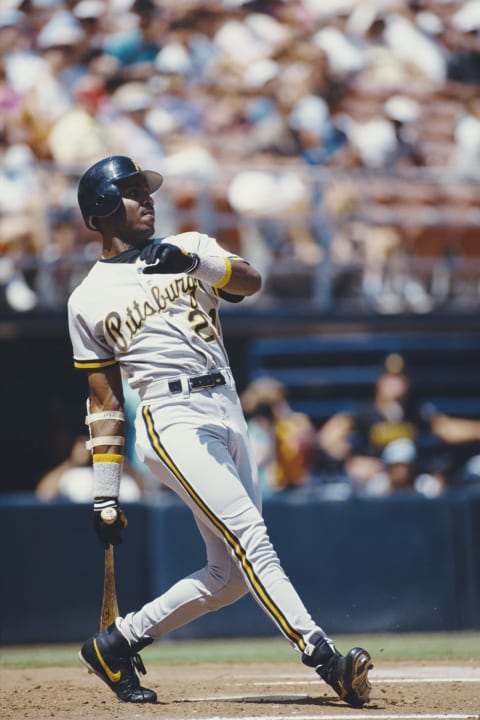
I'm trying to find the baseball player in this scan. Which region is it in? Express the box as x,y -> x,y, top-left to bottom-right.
68,156 -> 373,708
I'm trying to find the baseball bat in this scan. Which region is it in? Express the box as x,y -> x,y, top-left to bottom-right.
100,508 -> 120,631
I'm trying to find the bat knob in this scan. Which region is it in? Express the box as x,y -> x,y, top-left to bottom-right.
100,507 -> 118,524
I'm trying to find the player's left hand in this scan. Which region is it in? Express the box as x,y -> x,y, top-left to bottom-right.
93,498 -> 128,549
141,242 -> 199,274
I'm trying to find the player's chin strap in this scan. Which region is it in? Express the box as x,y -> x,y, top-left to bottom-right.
85,399 -> 126,451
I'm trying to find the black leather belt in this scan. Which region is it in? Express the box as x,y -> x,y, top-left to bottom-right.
168,370 -> 226,394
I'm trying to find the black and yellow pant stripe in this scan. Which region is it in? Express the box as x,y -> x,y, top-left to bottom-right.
142,405 -> 306,652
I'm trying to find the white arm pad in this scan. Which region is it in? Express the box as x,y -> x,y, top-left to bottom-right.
86,410 -> 125,425
86,435 -> 125,450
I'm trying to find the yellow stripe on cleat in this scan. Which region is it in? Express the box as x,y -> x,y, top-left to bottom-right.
93,638 -> 121,683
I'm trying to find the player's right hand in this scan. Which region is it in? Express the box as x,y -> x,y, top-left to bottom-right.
140,242 -> 199,274
93,498 -> 128,549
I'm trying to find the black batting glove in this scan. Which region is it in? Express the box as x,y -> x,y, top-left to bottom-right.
141,242 -> 199,274
93,498 -> 128,549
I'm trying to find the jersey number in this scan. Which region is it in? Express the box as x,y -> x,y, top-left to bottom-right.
188,308 -> 218,342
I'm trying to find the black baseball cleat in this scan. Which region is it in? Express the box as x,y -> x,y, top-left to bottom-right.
302,634 -> 373,708
316,646 -> 373,708
79,621 -> 157,703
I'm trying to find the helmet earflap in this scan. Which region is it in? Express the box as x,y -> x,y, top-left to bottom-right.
91,180 -> 123,217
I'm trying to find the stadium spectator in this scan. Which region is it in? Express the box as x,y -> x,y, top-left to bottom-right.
46,73 -> 108,164
446,0 -> 480,85
317,353 -> 480,493
35,434 -> 143,503
429,412 -> 480,489
101,0 -> 168,82
361,437 -> 446,499
450,95 -> 480,179
107,79 -> 164,165
73,0 -> 108,59
240,377 -> 317,497
0,143 -> 44,311
6,9 -> 86,160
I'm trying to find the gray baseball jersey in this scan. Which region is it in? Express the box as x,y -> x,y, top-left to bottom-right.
68,232 -> 233,391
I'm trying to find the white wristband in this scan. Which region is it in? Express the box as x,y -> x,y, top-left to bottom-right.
92,453 -> 123,497
189,256 -> 232,288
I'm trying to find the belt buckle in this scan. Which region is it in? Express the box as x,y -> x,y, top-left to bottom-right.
211,370 -> 225,387
189,373 -> 212,391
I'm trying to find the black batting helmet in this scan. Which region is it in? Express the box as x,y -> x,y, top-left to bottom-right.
77,156 -> 163,230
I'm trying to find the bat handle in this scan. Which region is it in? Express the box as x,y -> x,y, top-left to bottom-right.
100,545 -> 120,631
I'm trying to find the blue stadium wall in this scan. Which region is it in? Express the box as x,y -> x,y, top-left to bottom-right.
1,491 -> 479,645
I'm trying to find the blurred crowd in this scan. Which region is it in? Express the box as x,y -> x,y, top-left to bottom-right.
239,356 -> 480,502
2,0 -> 480,313
35,353 -> 480,503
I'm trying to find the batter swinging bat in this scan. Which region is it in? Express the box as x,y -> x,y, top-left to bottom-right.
100,508 -> 119,631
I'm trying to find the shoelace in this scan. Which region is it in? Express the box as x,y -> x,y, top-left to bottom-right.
114,654 -> 144,692
132,653 -> 147,676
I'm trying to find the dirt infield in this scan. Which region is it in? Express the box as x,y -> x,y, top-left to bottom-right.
2,661 -> 479,720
